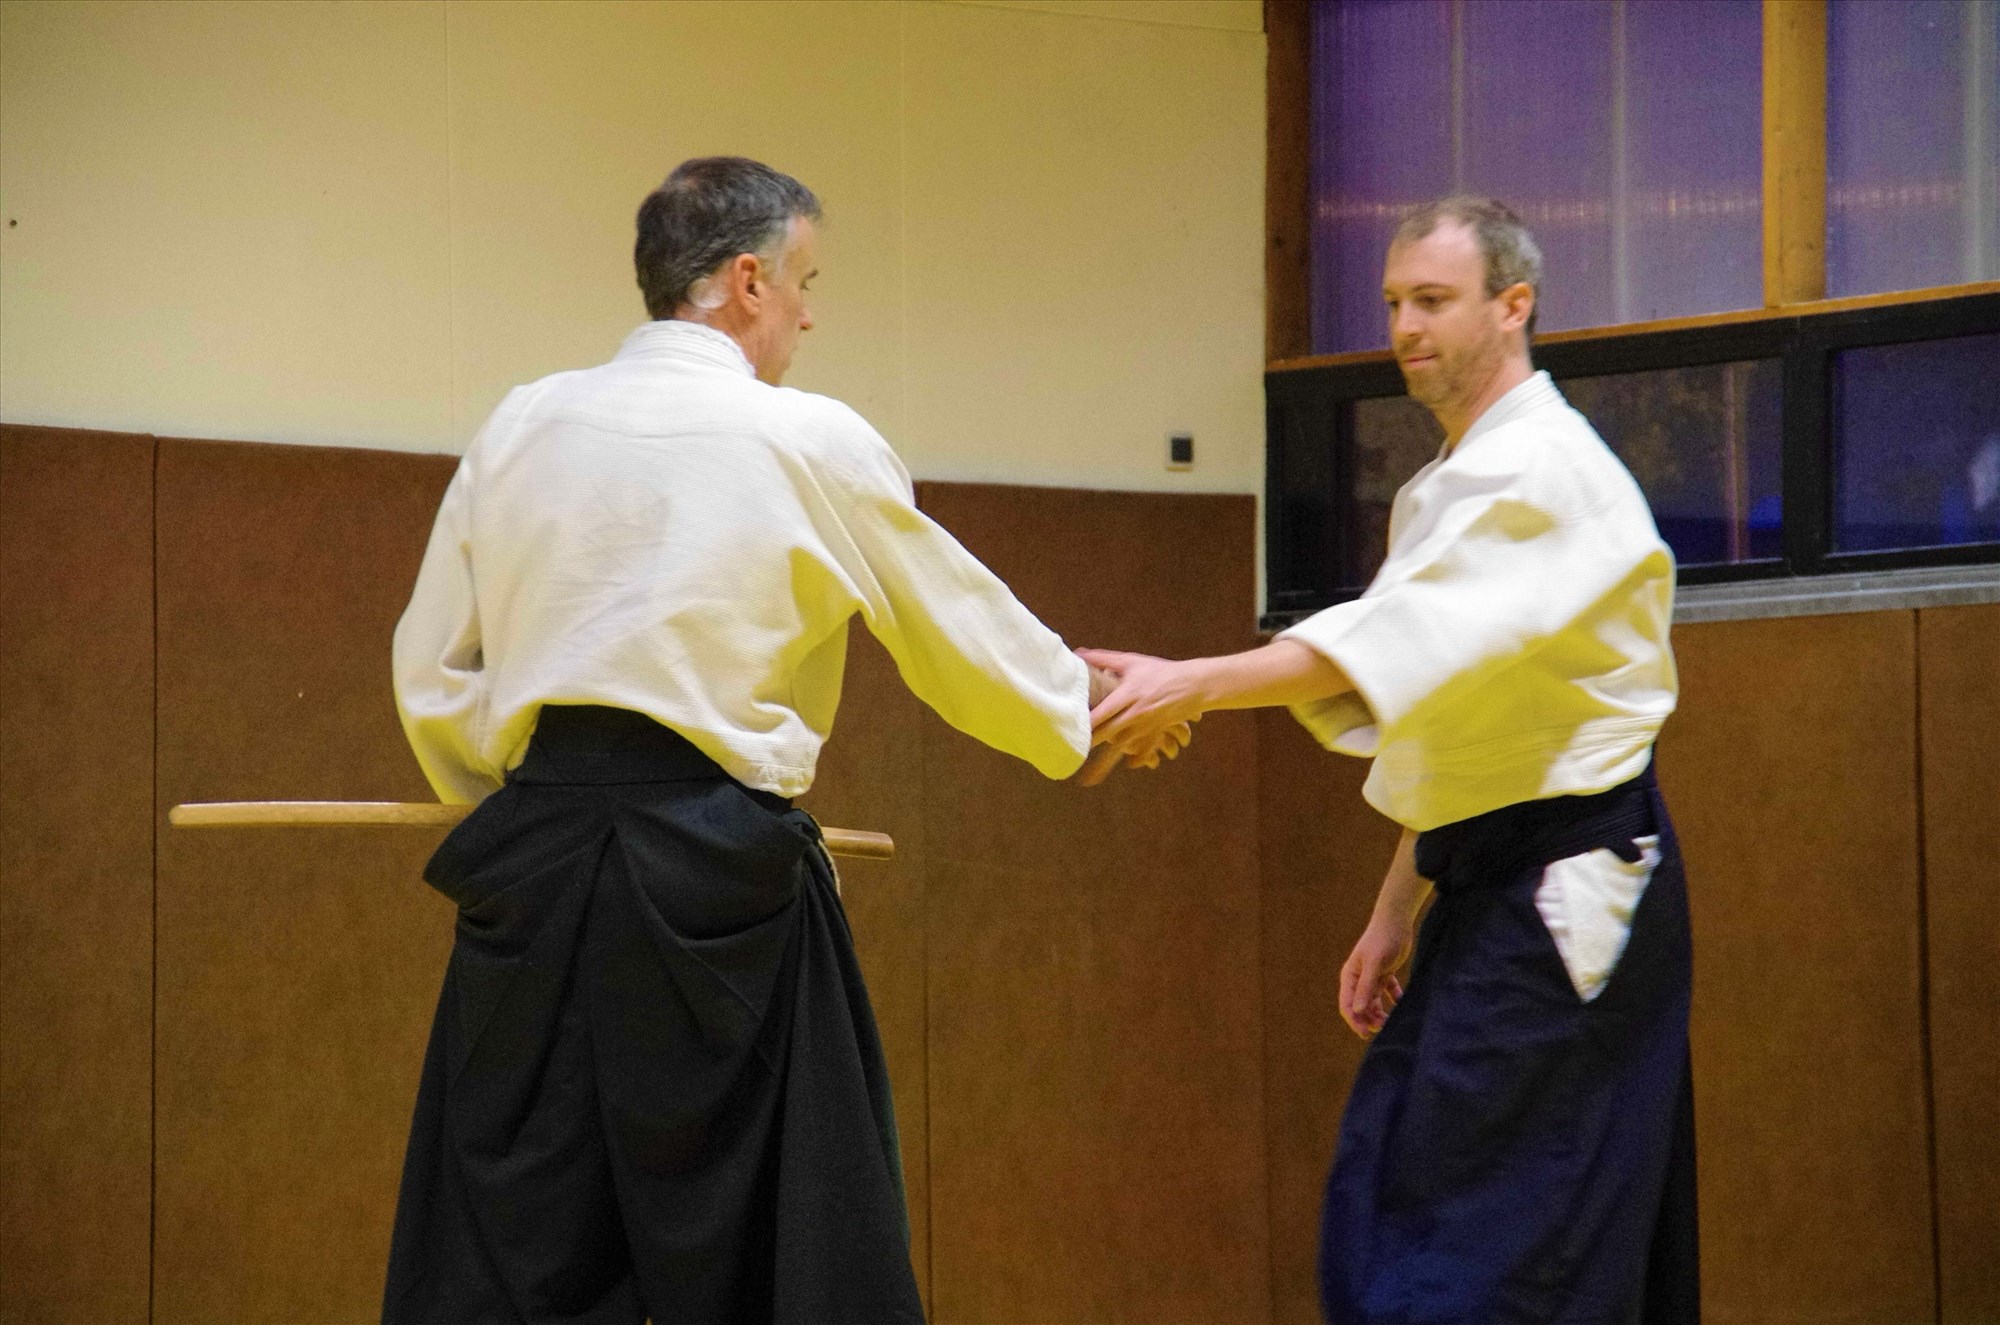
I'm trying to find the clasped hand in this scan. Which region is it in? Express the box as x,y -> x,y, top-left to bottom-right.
1075,648 -> 1202,786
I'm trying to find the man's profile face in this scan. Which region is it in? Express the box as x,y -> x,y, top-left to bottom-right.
746,216 -> 818,385
1381,222 -> 1523,418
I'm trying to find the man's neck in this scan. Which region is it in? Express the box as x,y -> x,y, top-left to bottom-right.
669,309 -> 758,367
1439,356 -> 1533,453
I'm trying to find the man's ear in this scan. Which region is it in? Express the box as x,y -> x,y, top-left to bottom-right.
1499,281 -> 1534,333
730,251 -> 762,303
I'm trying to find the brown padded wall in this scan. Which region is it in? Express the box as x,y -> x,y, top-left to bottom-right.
151,439 -> 458,1322
1255,712 -> 1399,1325
1918,604 -> 2000,1324
796,628 -> 934,1309
13,416 -> 1975,1325
912,483 -> 1270,1324
0,426 -> 156,1324
1659,612 -> 1934,1324
1255,710 -> 1402,1325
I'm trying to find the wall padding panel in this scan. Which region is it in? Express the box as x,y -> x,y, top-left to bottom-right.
1255,711 -> 1402,1325
151,440 -> 457,1322
21,416 -> 1979,1325
796,628 -> 934,1309
1918,603 -> 2000,1325
1658,612 -> 1933,1325
912,483 -> 1269,1324
0,426 -> 155,1324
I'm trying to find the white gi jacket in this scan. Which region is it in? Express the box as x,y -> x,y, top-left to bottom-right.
1280,371 -> 1678,835
394,320 -> 1092,803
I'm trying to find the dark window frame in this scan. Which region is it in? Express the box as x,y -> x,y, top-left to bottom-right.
1262,288 -> 2000,628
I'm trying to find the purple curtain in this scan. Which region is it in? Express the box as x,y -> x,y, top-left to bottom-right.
1309,0 -> 1763,355
1827,0 -> 2000,298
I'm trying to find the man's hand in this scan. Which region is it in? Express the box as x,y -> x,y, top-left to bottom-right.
1078,641 -> 1352,783
1076,654 -> 1193,785
1075,722 -> 1193,785
1339,913 -> 1413,1039
1087,661 -> 1118,710
1081,648 -> 1209,757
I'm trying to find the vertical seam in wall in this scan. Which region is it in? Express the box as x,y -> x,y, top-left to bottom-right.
1250,709 -> 1277,1320
1609,0 -> 1631,324
919,701 -> 936,1313
901,14 -> 932,1306
1912,609 -> 1943,1325
148,436 -> 160,1325
444,0 -> 460,445
899,1 -> 912,459
1448,0 -> 1465,191
1964,0 -> 1993,281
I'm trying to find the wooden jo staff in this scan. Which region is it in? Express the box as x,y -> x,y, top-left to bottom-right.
169,801 -> 895,861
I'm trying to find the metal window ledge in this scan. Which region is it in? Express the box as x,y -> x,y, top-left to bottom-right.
1673,564 -> 2000,623
1260,564 -> 2000,634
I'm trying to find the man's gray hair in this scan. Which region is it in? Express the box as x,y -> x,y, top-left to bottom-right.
635,157 -> 823,319
1393,196 -> 1544,337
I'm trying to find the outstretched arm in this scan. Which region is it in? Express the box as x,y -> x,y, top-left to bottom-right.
1081,639 -> 1355,757
819,419 -> 1095,780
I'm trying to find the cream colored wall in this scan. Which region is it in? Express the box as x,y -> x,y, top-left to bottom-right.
0,0 -> 1265,495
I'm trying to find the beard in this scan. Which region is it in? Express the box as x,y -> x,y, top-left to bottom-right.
1401,365 -> 1451,408
1400,336 -> 1501,419
1398,355 -> 1460,411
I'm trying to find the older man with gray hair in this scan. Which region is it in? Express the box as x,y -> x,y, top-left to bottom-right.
1085,197 -> 1698,1324
384,156 -> 1178,1325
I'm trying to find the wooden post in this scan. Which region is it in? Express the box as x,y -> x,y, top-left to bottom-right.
1763,0 -> 1828,305
1266,0 -> 1313,361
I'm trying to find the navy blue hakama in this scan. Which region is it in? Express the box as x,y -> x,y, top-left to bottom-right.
1320,765 -> 1699,1325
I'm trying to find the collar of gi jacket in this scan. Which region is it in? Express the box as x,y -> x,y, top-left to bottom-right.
1450,368 -> 1563,455
615,319 -> 757,378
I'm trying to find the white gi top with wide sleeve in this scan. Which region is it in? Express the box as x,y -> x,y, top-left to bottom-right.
393,319 -> 1092,804
1279,371 -> 1678,834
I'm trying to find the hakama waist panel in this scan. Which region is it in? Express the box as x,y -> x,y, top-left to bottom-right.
1413,764 -> 1659,893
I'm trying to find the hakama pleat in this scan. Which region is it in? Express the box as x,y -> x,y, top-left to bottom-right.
1319,766 -> 1699,1325
382,706 -> 923,1325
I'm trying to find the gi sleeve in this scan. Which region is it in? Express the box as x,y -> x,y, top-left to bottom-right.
392,462 -> 502,804
807,408 -> 1091,780
1278,471 -> 1665,757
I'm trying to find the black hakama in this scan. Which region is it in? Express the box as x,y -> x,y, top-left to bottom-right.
382,705 -> 925,1325
1319,765 -> 1700,1325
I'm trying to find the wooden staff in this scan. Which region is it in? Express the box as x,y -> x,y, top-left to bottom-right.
169,801 -> 894,861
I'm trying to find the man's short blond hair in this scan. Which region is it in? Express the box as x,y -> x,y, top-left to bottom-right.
1393,196 -> 1544,338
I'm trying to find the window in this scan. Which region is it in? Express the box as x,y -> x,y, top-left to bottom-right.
1307,0 -> 1763,353
1835,332 -> 2000,551
1827,0 -> 2000,298
1333,360 -> 1784,588
1266,0 -> 2000,620
1563,361 -> 1784,566
1264,292 -> 2000,620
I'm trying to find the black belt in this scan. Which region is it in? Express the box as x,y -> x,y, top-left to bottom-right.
1413,760 -> 1658,891
505,704 -> 793,813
